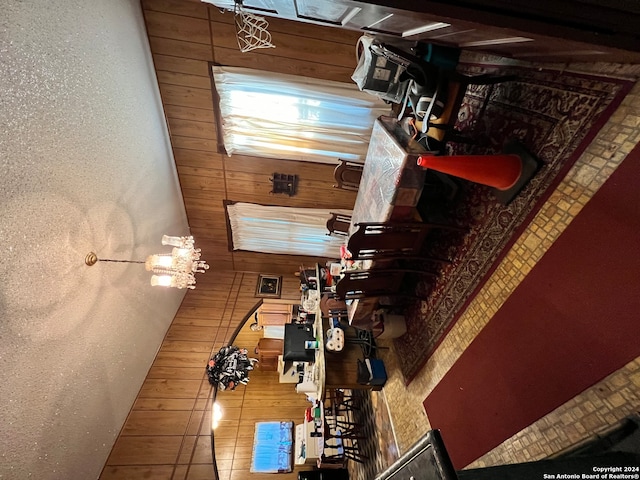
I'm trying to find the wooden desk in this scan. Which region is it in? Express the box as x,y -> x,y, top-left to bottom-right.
314,314 -> 376,393
346,116 -> 428,325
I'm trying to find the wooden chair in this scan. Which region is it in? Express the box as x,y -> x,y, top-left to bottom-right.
325,389 -> 366,414
334,268 -> 437,301
322,436 -> 368,464
320,294 -> 351,328
326,309 -> 350,327
326,212 -> 352,236
347,221 -> 465,262
333,159 -> 364,191
325,415 -> 367,440
322,390 -> 372,464
320,294 -> 347,316
322,418 -> 369,464
334,269 -> 405,300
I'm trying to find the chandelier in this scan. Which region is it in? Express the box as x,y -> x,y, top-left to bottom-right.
85,235 -> 209,289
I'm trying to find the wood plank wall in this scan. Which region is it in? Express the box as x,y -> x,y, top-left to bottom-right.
101,272 -> 309,480
101,1 -> 367,478
142,0 -> 364,275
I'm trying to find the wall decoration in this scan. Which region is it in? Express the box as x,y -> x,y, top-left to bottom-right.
255,274 -> 282,298
206,346 -> 257,391
270,173 -> 298,196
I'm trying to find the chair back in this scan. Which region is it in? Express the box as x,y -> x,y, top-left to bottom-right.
335,270 -> 405,300
326,212 -> 352,236
347,222 -> 430,258
333,160 -> 364,191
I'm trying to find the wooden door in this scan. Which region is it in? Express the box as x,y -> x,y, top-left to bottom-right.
256,338 -> 284,371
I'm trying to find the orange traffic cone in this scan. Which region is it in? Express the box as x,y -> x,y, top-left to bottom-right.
416,153 -> 522,190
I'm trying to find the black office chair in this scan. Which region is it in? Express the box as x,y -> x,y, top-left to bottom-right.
371,41 -> 517,148
348,328 -> 382,359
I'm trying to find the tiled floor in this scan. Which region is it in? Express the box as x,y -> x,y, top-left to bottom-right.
366,65 -> 640,473
344,390 -> 398,480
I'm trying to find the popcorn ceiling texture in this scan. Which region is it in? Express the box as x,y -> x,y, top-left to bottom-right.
0,1 -> 189,478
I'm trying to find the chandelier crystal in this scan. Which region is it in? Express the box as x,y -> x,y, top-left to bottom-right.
145,235 -> 209,289
85,235 -> 209,289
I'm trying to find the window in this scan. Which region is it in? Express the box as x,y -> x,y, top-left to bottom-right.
212,66 -> 389,164
227,202 -> 350,258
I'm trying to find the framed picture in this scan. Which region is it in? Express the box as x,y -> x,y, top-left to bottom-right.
255,274 -> 282,298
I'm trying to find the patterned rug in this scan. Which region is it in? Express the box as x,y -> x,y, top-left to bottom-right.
394,62 -> 634,383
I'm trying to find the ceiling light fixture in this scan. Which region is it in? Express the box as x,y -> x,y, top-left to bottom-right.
85,235 -> 209,289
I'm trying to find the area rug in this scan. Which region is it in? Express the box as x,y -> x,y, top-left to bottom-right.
394,62 -> 634,383
422,141 -> 640,469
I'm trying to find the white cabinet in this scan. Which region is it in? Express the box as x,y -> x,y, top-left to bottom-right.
295,422 -> 323,465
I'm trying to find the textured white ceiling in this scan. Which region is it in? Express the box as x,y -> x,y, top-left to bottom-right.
0,0 -> 190,478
